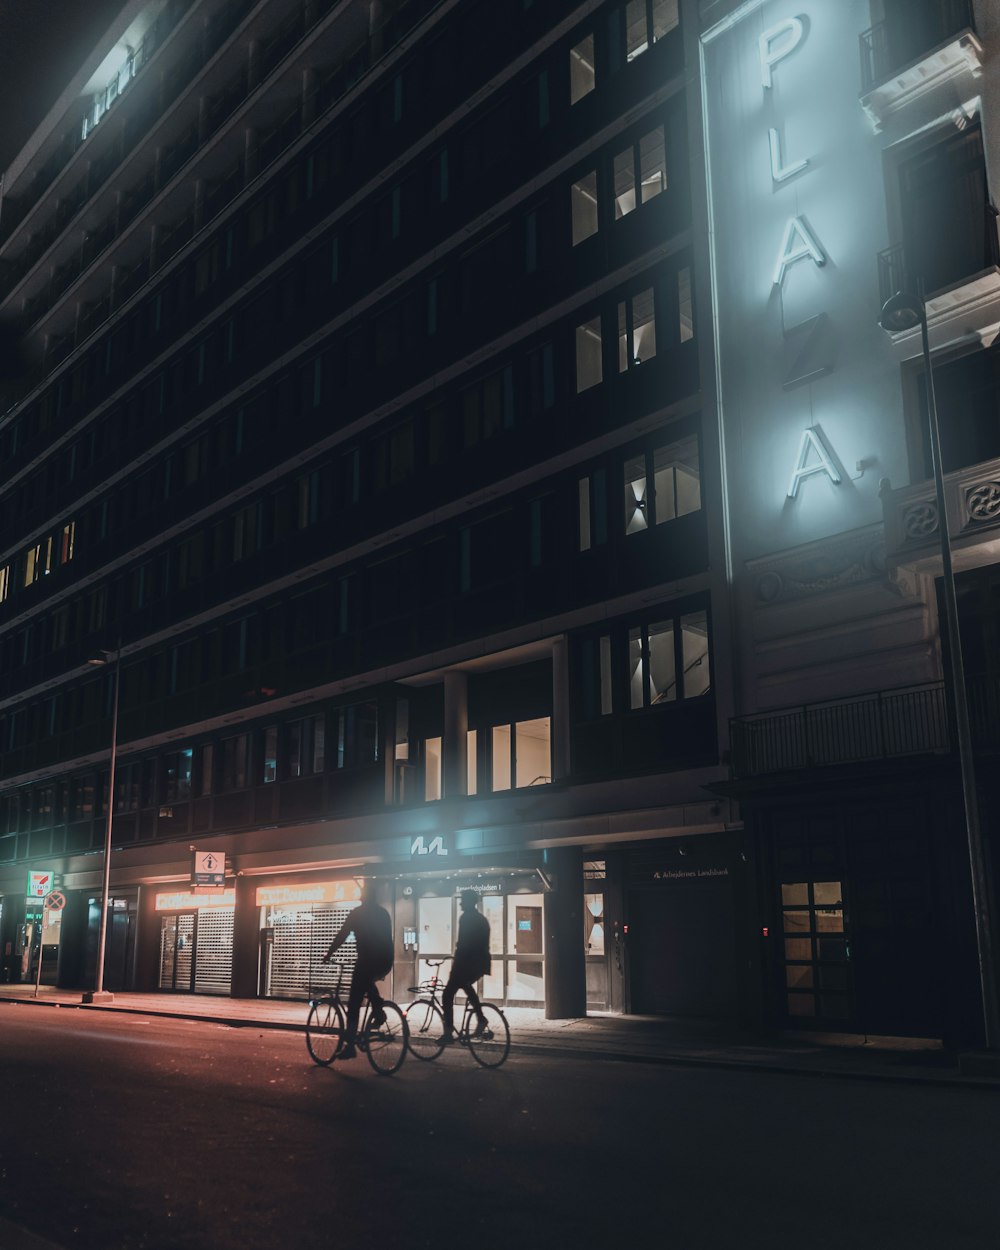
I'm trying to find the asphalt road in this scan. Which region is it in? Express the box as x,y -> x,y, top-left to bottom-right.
0,1005 -> 996,1250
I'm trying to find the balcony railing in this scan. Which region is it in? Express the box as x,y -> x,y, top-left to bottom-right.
730,684 -> 950,779
859,0 -> 975,92
877,206 -> 1000,308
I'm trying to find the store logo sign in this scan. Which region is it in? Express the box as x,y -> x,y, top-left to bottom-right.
411,836 -> 448,857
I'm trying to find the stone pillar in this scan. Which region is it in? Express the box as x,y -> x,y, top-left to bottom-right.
443,671 -> 468,798
551,634 -> 571,781
230,872 -> 262,998
542,845 -> 587,1019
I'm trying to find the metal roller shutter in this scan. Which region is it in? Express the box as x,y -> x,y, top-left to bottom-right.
266,904 -> 359,999
194,908 -> 234,995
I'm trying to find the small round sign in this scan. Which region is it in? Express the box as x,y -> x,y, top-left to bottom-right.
43,890 -> 66,912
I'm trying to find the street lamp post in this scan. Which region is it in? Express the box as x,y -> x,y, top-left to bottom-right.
880,291 -> 999,1050
82,643 -> 121,1005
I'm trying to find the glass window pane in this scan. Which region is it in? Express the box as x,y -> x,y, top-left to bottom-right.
784,938 -> 812,961
624,454 -> 648,534
618,300 -> 629,373
813,881 -> 843,906
585,893 -> 605,955
467,729 -> 477,796
640,126 -> 667,203
783,909 -> 810,933
628,626 -> 644,710
652,0 -> 679,40
492,725 -> 512,791
632,287 -> 656,364
578,478 -> 591,551
678,266 -> 694,341
626,0 -> 648,60
786,965 -> 814,989
654,434 -> 700,521
515,717 -> 550,788
815,909 -> 845,933
599,634 -> 613,715
569,35 -> 596,105
571,171 -> 599,245
614,147 -> 636,218
418,896 -> 453,952
782,883 -> 809,906
425,736 -> 442,801
575,318 -> 603,392
647,620 -> 676,704
262,727 -> 277,784
816,938 -> 847,962
680,611 -> 710,698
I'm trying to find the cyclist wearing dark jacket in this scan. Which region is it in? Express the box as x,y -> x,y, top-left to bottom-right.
442,890 -> 491,1042
322,885 -> 393,1059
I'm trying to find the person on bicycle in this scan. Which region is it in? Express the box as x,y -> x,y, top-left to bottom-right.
442,889 -> 491,1043
322,883 -> 394,1060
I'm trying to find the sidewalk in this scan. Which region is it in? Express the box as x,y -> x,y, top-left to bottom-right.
2,983 -> 998,1088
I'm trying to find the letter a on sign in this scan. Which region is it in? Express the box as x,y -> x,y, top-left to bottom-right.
773,216 -> 826,286
787,426 -> 842,497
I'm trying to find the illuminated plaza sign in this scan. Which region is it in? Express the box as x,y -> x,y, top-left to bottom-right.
702,1 -> 894,545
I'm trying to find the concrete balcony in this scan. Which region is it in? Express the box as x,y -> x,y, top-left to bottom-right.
859,1 -> 983,133
880,455 -> 1000,581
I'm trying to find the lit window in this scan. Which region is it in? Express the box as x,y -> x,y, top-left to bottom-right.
0,565 -> 9,602
624,435 -> 700,533
571,171 -> 599,245
262,727 -> 278,784
575,317 -> 603,392
614,147 -> 636,218
640,126 -> 667,202
570,34 -> 596,104
59,522 -> 75,565
626,0 -> 679,61
629,613 -> 710,709
425,737 -> 442,801
678,267 -> 694,342
467,729 -> 477,795
618,287 -> 657,371
491,719 -> 551,790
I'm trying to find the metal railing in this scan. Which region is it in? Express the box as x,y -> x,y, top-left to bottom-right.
859,0 -> 975,92
877,205 -> 1000,308
730,683 -> 950,778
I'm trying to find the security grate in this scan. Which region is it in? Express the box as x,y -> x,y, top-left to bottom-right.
194,908 -> 234,995
264,903 -> 359,999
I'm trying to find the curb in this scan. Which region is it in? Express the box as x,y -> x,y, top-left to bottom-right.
5,993 -> 999,1089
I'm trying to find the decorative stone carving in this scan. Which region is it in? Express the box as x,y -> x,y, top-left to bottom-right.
967,481 -> 1000,523
902,501 -> 939,540
750,528 -> 886,604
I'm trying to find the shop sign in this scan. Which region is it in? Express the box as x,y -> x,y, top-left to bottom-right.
191,849 -> 226,890
255,882 -> 361,907
411,835 -> 448,857
454,881 -> 504,896
26,869 -> 55,899
155,889 -> 236,911
652,868 -> 730,882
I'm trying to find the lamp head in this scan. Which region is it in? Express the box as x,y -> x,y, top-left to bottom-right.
879,291 -> 923,334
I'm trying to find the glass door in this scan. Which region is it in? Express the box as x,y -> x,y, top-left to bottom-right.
159,913 -> 195,991
780,881 -> 851,1023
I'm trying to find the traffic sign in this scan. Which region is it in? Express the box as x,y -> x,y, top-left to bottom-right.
44,891 -> 66,912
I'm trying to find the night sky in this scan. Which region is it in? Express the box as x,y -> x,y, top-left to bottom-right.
0,0 -> 128,173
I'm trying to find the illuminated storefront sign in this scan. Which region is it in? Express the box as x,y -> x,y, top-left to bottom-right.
26,870 -> 55,899
255,882 -> 360,907
787,427 -> 842,497
155,889 -> 235,911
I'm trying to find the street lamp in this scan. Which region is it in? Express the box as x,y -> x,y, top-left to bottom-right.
81,643 -> 121,1005
880,290 -> 999,1050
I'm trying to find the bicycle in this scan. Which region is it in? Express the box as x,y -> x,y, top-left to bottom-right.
404,957 -> 511,1068
306,966 -> 409,1075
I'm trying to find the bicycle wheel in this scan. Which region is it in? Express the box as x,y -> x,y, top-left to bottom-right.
404,999 -> 446,1061
306,998 -> 345,1066
364,1001 -> 409,1075
466,1003 -> 510,1069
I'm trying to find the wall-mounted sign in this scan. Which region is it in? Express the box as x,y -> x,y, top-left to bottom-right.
155,889 -> 235,911
255,882 -> 361,908
191,850 -> 225,890
411,835 -> 448,857
26,870 -> 55,898
652,868 -> 730,882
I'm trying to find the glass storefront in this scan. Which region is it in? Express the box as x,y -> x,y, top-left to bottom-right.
155,888 -> 234,995
413,880 -> 545,1006
256,880 -> 362,999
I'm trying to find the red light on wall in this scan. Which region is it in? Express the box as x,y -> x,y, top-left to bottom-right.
623,924 -> 629,935
762,926 -> 769,938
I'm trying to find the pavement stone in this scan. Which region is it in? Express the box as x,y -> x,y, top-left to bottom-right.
1,984 -> 997,1089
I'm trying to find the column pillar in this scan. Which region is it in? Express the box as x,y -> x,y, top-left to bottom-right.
542,845 -> 586,1019
551,634 -> 571,781
231,872 -> 261,998
443,671 -> 468,798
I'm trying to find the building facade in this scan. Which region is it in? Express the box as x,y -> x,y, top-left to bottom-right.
0,0 -> 996,1044
0,0 -> 741,1022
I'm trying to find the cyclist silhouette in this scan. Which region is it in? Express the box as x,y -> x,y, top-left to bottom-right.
322,884 -> 393,1060
442,890 -> 491,1043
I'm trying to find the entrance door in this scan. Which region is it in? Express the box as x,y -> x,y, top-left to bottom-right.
159,914 -> 195,991
511,901 -> 544,1001
584,889 -> 609,1009
780,881 -> 852,1024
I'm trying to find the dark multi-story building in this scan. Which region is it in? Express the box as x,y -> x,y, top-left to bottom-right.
1,0 -> 997,1045
0,0 -> 735,1020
